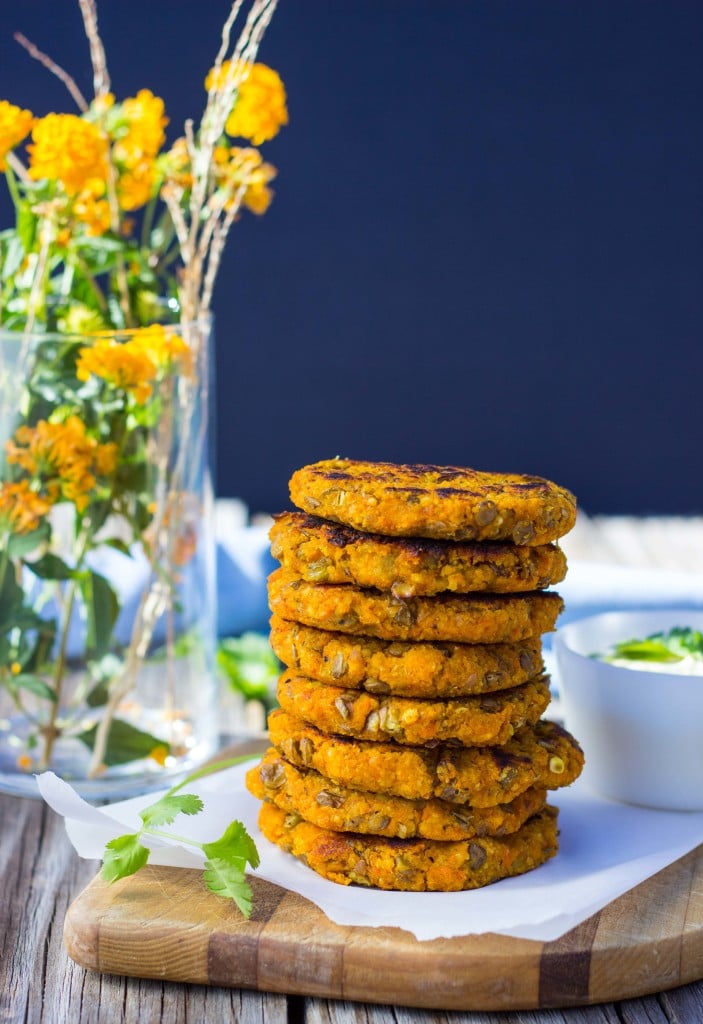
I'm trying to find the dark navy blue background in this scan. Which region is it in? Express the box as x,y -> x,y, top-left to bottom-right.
2,1 -> 701,516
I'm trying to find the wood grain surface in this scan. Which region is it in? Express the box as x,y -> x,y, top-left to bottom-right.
63,818 -> 703,1012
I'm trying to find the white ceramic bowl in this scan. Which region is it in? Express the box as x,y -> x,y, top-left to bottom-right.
554,609 -> 703,811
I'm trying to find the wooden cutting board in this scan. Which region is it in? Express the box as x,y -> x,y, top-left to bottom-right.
64,801 -> 703,1011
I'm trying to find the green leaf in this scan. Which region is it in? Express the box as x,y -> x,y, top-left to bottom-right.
202,820 -> 260,871
102,537 -> 133,558
139,793 -> 204,828
77,717 -> 171,766
101,833 -> 150,883
217,632 -> 281,702
79,570 -> 119,657
26,552 -> 74,580
17,201 -> 36,252
0,562 -> 25,624
2,236 -> 24,278
203,858 -> 254,918
7,522 -> 51,558
609,638 -> 683,663
13,673 -> 56,703
85,679 -> 110,708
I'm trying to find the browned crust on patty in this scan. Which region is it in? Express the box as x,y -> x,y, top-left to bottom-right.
268,709 -> 584,806
258,801 -> 560,890
275,671 -> 551,747
247,749 -> 548,841
270,512 -> 567,597
289,459 -> 577,545
268,569 -> 564,643
269,616 -> 544,697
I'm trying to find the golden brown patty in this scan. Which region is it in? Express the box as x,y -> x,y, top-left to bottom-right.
247,749 -> 548,841
258,801 -> 559,890
268,709 -> 584,806
289,459 -> 577,546
276,671 -> 551,747
269,617 -> 544,698
268,569 -> 564,644
270,512 -> 567,597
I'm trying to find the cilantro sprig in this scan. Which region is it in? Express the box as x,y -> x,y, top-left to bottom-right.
600,626 -> 703,664
101,755 -> 260,917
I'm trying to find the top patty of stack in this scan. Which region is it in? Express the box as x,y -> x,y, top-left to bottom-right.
289,458 -> 577,545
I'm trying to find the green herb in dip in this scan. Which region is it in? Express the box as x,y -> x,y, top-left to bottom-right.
596,626 -> 703,674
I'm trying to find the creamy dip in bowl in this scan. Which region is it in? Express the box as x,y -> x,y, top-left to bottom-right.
554,609 -> 703,811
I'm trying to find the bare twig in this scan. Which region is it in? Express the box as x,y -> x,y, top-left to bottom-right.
77,0 -> 111,96
5,151 -> 31,184
14,32 -> 88,111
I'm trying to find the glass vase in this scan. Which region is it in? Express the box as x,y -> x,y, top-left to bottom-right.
0,319 -> 218,798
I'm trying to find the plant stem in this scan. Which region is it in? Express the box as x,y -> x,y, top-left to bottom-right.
39,525 -> 92,770
38,577 -> 77,769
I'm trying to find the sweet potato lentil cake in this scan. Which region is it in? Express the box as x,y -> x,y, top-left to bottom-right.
270,512 -> 567,597
276,671 -> 551,747
269,617 -> 544,698
289,459 -> 577,546
268,569 -> 564,644
258,801 -> 560,890
268,710 -> 584,806
246,750 -> 547,841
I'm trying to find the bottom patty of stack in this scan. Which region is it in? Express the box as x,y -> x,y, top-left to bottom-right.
256,801 -> 560,891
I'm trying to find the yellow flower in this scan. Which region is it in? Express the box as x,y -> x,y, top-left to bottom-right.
117,89 -> 168,162
61,302 -> 109,335
0,480 -> 52,534
117,159 -> 156,211
16,754 -> 34,772
214,145 -> 276,215
162,137 -> 193,190
28,113 -> 108,195
73,179 -> 111,236
207,61 -> 288,145
0,100 -> 35,170
149,744 -> 169,766
76,338 -> 157,404
5,417 -> 116,514
136,324 -> 192,372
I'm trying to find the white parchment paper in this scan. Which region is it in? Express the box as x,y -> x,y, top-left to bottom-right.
37,764 -> 703,943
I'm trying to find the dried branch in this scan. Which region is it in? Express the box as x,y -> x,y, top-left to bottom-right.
177,0 -> 280,322
5,150 -> 31,184
14,32 -> 89,111
77,0 -> 111,96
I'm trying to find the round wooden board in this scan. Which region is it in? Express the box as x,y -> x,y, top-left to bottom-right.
64,839 -> 703,1012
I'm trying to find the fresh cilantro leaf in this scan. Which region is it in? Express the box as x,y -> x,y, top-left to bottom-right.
139,793 -> 204,828
203,857 -> 254,918
101,833 -> 150,883
202,820 -> 260,871
604,626 -> 703,664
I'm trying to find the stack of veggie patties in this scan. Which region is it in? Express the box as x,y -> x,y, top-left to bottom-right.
246,458 -> 584,891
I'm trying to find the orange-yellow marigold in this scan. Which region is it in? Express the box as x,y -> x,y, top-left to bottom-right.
73,179 -> 111,236
5,417 -> 115,514
117,159 -> 156,211
0,479 -> 52,534
76,338 -> 157,404
118,89 -> 168,161
214,145 -> 276,215
28,113 -> 108,195
207,61 -> 288,145
0,100 -> 35,170
135,324 -> 192,374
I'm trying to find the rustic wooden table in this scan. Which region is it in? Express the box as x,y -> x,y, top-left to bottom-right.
2,515 -> 703,1024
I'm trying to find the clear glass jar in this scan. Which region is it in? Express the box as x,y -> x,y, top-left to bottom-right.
0,319 -> 218,798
